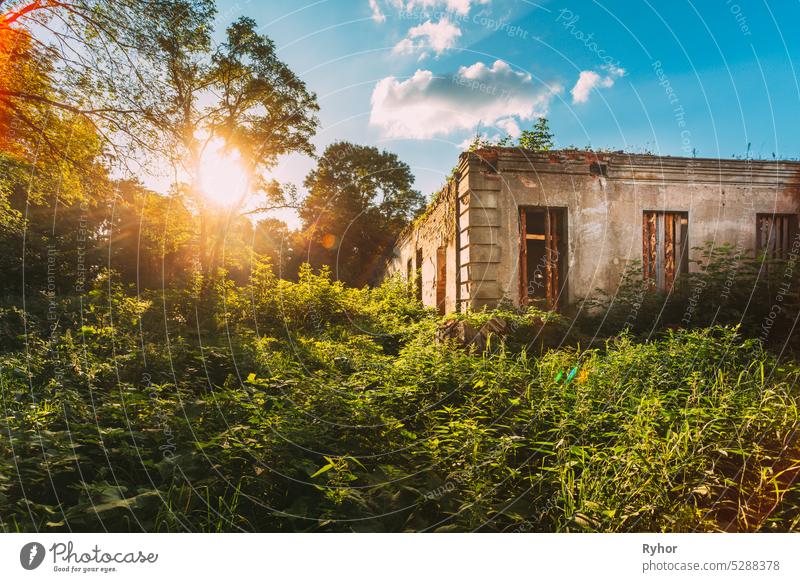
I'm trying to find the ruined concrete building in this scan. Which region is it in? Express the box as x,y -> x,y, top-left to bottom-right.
385,148 -> 800,314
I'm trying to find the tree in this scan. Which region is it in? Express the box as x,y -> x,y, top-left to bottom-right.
0,30 -> 106,179
462,117 -> 555,152
1,2 -> 320,296
0,1 -> 219,165
145,15 -> 319,274
207,18 -> 318,177
300,142 -> 423,286
518,117 -> 554,151
0,27 -> 112,295
107,180 -> 196,289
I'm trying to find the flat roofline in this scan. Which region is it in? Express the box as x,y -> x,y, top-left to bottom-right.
391,147 -> 800,251
472,147 -> 800,170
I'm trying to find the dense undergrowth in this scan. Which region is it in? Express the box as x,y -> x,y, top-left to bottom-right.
1,261 -> 799,532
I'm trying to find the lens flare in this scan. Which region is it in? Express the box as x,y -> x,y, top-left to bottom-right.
198,138 -> 248,207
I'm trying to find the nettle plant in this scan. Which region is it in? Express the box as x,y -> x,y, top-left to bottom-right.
578,243 -> 800,347
2,260 -> 799,532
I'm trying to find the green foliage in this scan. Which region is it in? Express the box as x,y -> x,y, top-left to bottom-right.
579,243 -> 800,349
463,117 -> 555,152
518,117 -> 555,151
2,265 -> 799,532
444,302 -> 574,352
299,141 -> 424,286
207,16 -> 319,167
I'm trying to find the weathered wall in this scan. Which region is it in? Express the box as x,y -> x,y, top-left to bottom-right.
387,173 -> 461,313
388,149 -> 800,313
493,150 -> 800,306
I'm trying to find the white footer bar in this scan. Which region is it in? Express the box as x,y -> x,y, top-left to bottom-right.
1,533 -> 797,581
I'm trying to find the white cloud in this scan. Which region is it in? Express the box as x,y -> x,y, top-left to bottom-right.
391,0 -> 489,15
392,38 -> 416,54
392,18 -> 461,57
571,65 -> 626,104
370,59 -> 562,139
571,71 -> 608,104
369,0 -> 386,23
496,117 -> 521,138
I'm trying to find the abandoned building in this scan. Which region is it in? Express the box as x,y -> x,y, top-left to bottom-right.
385,148 -> 800,314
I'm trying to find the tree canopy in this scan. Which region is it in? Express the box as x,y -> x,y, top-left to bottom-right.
300,142 -> 423,286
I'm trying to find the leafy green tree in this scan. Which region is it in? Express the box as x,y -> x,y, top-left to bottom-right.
106,180 -> 196,289
461,117 -> 555,152
144,15 -> 319,274
207,18 -> 319,175
0,1 -> 218,162
0,31 -> 111,296
299,142 -> 423,286
2,3 -> 318,276
518,117 -> 554,151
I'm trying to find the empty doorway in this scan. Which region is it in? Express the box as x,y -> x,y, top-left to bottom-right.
436,246 -> 447,315
519,207 -> 567,309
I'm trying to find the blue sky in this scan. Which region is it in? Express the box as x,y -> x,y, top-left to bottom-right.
213,0 -> 800,228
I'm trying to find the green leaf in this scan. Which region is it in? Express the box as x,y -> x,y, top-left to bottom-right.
310,463 -> 334,478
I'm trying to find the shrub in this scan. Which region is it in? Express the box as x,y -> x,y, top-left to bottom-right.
578,244 -> 800,350
1,263 -> 798,532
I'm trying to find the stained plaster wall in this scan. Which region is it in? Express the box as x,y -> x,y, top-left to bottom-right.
388,149 -> 800,313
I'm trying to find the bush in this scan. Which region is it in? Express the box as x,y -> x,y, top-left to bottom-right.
1,262 -> 798,532
578,244 -> 800,351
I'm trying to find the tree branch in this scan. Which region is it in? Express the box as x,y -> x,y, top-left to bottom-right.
0,0 -> 45,29
0,90 -> 138,116
1,98 -> 85,167
239,203 -> 299,217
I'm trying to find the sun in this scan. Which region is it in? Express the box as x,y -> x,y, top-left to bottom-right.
198,138 -> 249,207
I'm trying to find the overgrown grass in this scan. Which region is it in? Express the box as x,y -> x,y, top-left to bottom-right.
578,243 -> 800,351
0,264 -> 798,532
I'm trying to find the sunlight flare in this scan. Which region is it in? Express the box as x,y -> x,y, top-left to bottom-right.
198,138 -> 249,207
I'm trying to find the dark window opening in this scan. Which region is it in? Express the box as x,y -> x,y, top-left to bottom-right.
436,247 -> 447,315
519,207 -> 567,310
643,211 -> 689,291
757,213 -> 798,260
415,248 -> 423,301
589,162 -> 608,177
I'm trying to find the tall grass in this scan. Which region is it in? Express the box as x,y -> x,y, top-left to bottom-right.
0,265 -> 798,532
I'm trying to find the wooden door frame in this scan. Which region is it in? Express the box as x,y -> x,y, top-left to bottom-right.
435,246 -> 447,315
643,210 -> 689,290
519,208 -> 528,306
519,206 -> 566,310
